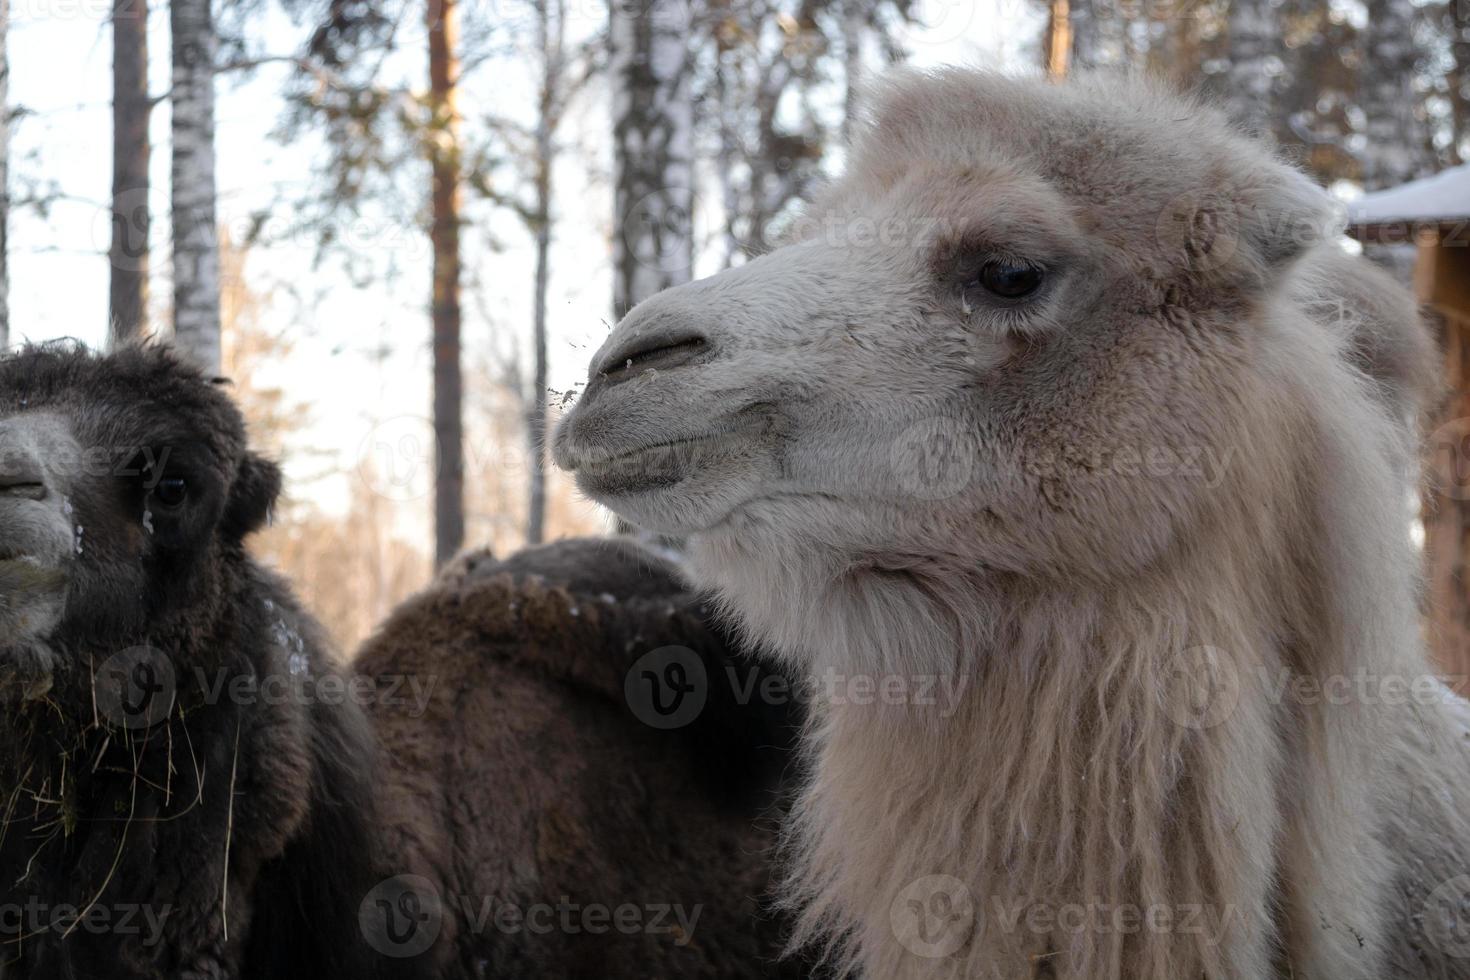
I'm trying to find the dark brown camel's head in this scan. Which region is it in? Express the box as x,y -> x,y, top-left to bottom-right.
0,342 -> 282,701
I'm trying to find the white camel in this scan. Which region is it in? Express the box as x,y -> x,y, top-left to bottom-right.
555,69 -> 1467,979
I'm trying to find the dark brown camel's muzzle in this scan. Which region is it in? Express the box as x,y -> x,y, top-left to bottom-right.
0,414 -> 79,665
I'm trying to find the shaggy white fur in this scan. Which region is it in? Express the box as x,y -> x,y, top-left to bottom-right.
555,69 -> 1465,979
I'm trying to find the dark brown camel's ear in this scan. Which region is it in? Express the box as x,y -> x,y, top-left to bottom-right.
222,453 -> 282,540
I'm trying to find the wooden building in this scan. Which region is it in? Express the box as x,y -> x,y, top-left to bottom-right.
1348,166 -> 1470,686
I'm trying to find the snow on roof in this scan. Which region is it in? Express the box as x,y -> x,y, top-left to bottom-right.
1348,163 -> 1470,228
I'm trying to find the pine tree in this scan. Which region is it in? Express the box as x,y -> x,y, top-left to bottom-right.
526,0 -> 565,545
428,0 -> 465,566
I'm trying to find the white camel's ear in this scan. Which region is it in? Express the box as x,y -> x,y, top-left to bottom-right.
1161,165 -> 1340,283
1239,165 -> 1341,272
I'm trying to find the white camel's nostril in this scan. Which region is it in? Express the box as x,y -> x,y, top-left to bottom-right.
598,334 -> 710,383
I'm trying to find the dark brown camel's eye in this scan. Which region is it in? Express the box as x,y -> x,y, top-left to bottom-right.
974,261 -> 1044,299
154,478 -> 188,509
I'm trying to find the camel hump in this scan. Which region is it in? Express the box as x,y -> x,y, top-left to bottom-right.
441,535 -> 691,602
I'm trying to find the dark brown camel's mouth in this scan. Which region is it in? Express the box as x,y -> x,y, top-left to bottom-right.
0,556 -> 67,597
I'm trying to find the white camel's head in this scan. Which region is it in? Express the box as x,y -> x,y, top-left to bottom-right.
554,69 -> 1378,667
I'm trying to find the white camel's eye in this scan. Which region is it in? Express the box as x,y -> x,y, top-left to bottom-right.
973,261 -> 1044,299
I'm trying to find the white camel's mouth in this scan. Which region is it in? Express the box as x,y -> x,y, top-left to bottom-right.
555,400 -> 790,536
573,432 -> 730,471
569,432 -> 734,499
560,401 -> 781,482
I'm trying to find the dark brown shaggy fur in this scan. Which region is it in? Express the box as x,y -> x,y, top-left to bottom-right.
356,538 -> 810,979
0,343 -> 414,980
1,343 -> 809,979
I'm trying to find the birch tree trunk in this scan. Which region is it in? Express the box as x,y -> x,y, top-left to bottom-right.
611,0 -> 695,321
0,0 -> 8,351
1225,0 -> 1280,137
526,0 -> 564,546
1359,0 -> 1426,189
428,0 -> 464,566
110,0 -> 149,347
170,0 -> 221,372
715,62 -> 741,267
